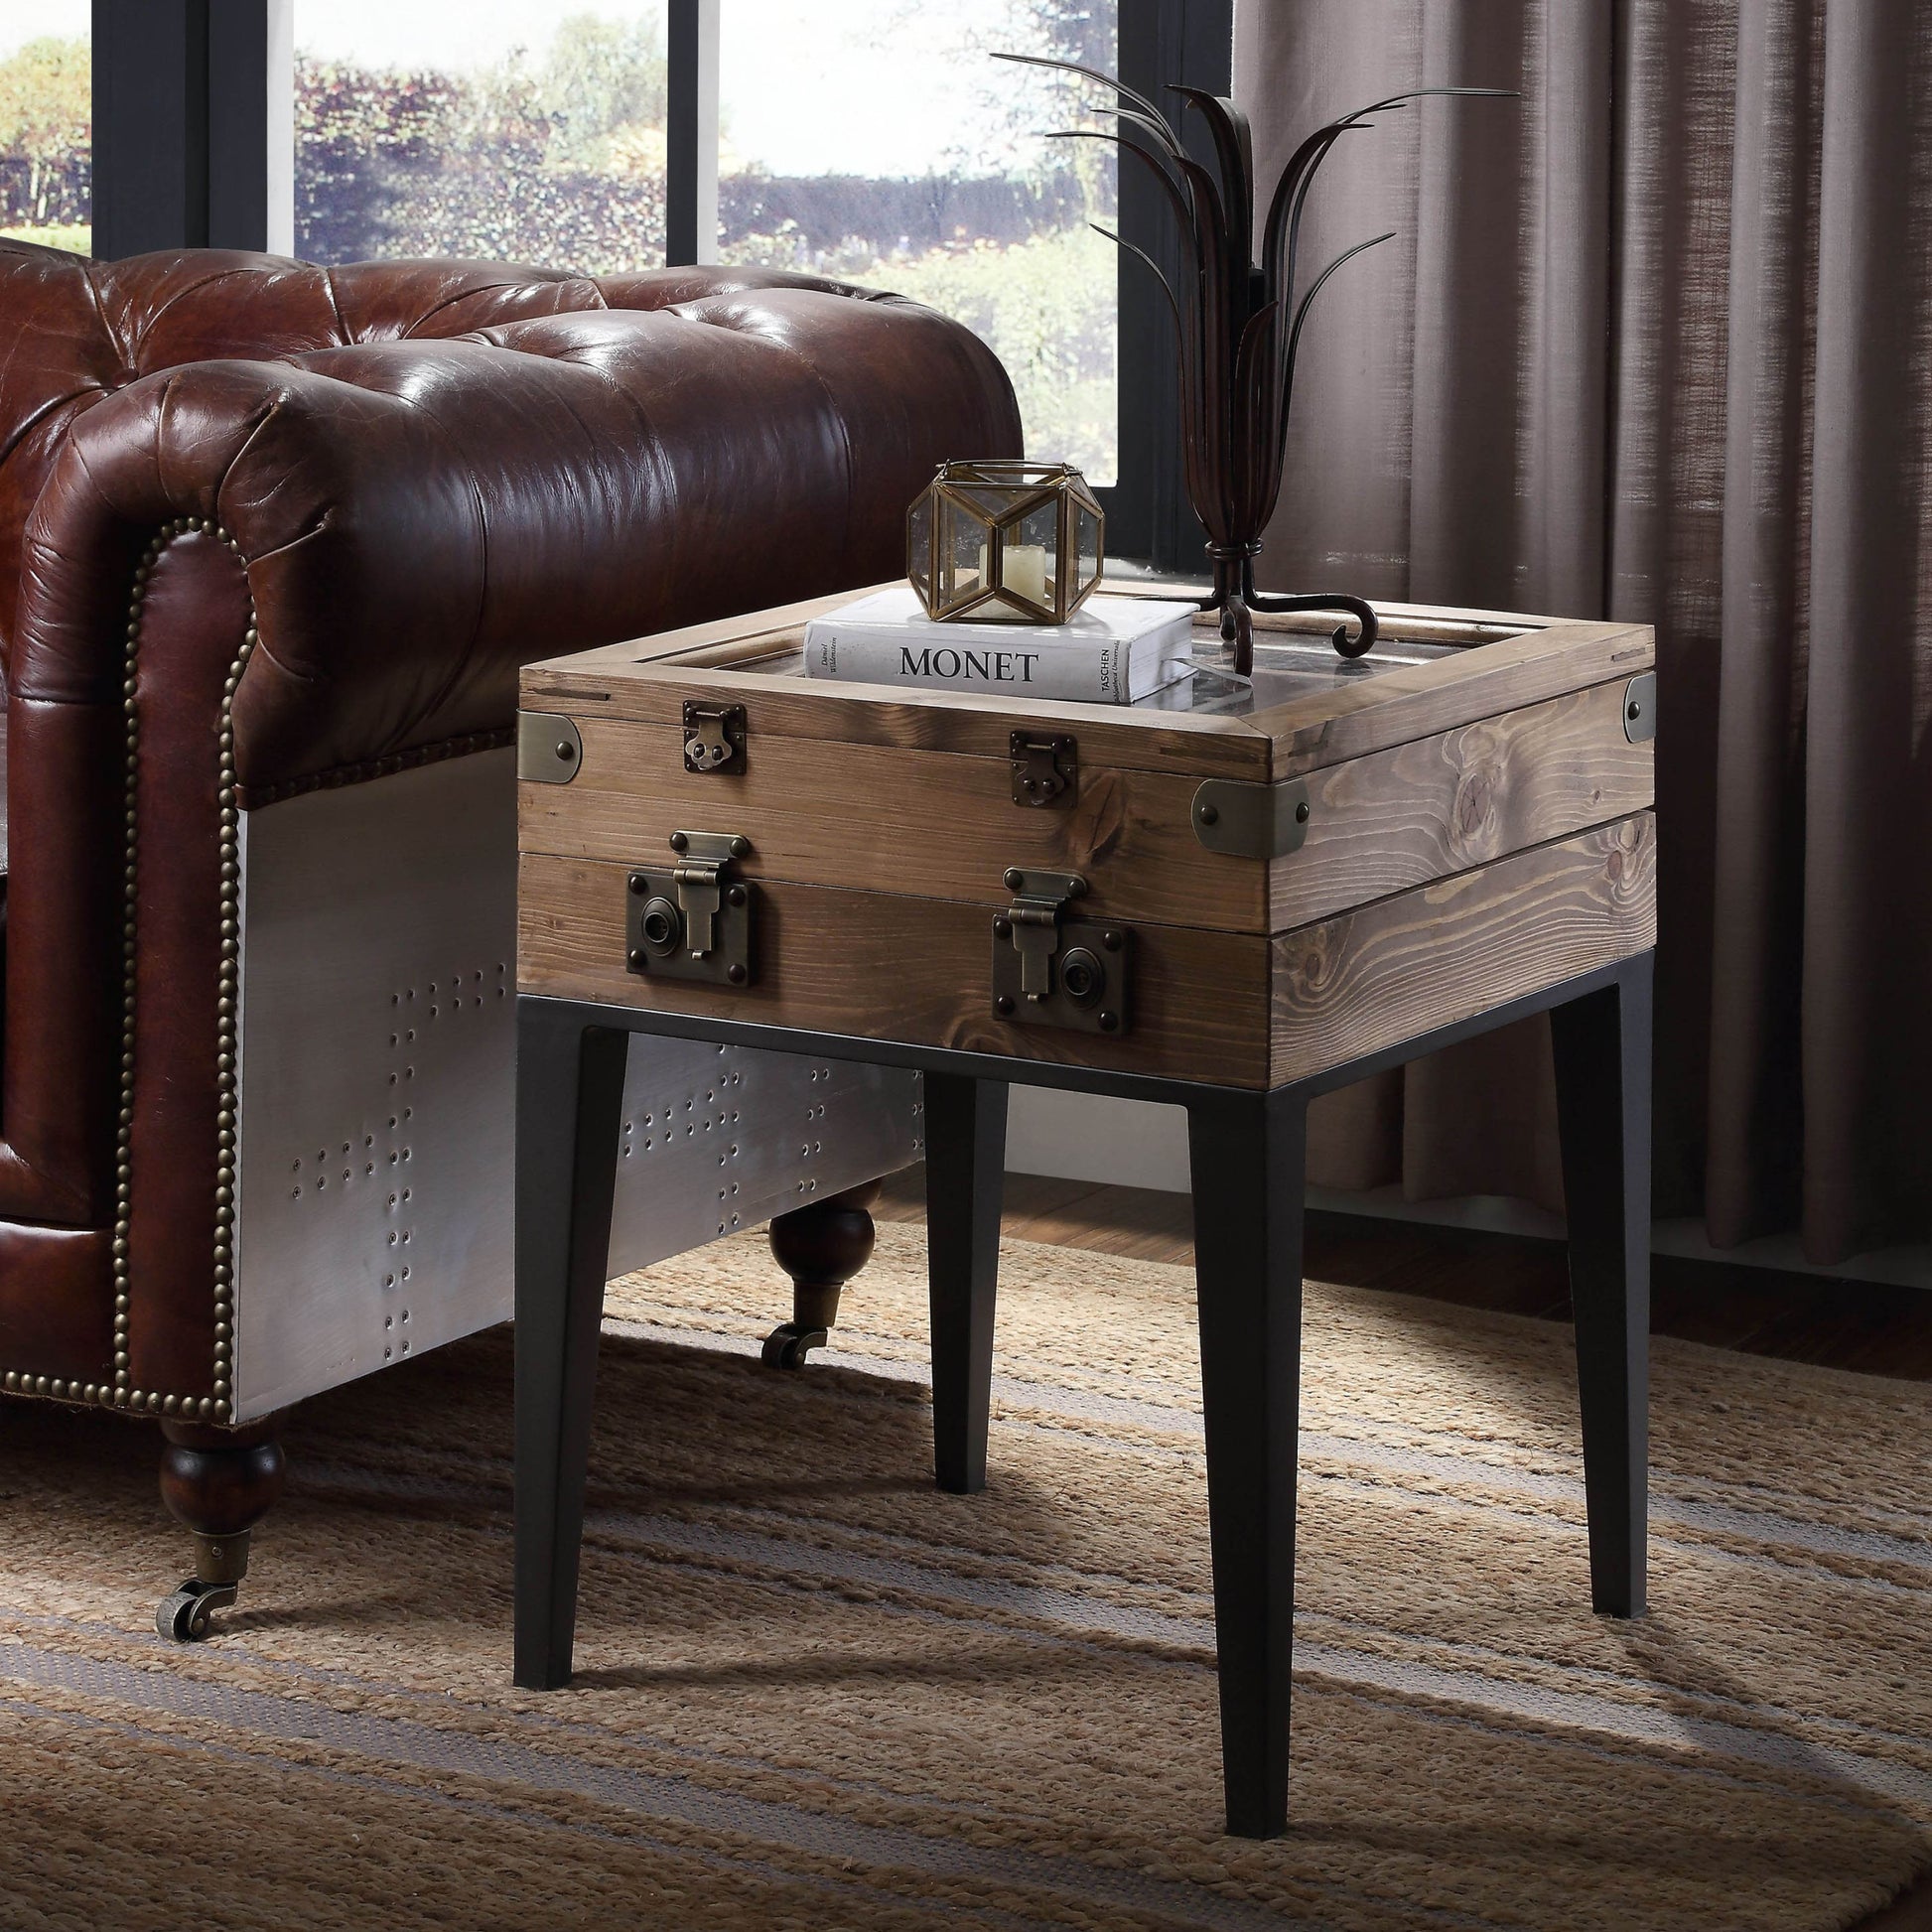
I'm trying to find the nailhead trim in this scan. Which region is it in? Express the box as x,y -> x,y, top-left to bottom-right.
5,518 -> 252,1421
234,727 -> 515,810
209,518 -> 257,1426
5,523 -> 509,1420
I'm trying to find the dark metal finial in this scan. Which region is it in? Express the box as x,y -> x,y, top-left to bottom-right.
998,52 -> 1516,672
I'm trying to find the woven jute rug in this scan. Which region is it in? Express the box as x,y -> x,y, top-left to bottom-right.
2,1223 -> 1929,1930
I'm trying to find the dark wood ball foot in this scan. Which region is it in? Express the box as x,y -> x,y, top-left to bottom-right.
764,1179 -> 882,1368
155,1415 -> 286,1640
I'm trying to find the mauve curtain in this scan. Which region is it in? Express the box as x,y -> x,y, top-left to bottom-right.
1234,0 -> 1932,1265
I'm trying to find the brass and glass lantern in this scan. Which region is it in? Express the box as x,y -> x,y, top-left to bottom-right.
907,460 -> 1104,623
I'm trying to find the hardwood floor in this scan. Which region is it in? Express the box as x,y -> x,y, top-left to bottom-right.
875,1169 -> 1932,1925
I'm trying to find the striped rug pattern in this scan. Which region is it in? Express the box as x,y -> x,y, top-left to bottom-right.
2,1222 -> 1929,1929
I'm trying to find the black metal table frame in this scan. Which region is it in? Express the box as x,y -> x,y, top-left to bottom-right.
512,950 -> 1652,1840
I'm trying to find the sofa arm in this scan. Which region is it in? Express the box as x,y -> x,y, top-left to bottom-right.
15,283 -> 1019,794
0,282 -> 1016,1291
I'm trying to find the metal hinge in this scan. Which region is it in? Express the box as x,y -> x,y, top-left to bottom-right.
1010,731 -> 1076,807
517,710 -> 583,784
990,868 -> 1131,1035
683,702 -> 746,773
627,830 -> 755,986
1190,777 -> 1311,859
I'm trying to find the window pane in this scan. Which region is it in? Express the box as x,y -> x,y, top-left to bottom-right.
718,1 -> 1118,485
0,2 -> 90,255
294,3 -> 668,271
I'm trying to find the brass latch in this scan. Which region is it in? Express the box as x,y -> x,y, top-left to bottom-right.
1000,868 -> 1084,999
627,830 -> 755,986
671,830 -> 745,955
683,701 -> 746,773
991,868 -> 1131,1035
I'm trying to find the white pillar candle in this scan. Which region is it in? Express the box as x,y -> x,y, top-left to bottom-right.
998,543 -> 1048,610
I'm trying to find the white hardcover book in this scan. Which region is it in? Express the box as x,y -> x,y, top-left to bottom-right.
802,588 -> 1199,704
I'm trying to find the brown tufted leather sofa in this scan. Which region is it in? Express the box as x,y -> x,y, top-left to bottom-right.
0,240 -> 1021,1634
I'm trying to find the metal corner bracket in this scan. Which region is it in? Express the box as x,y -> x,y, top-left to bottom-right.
518,710 -> 583,784
1190,777 -> 1311,859
1622,672 -> 1657,744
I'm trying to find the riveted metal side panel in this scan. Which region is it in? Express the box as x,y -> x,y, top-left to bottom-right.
232,751 -> 918,1421
606,1049 -> 922,1271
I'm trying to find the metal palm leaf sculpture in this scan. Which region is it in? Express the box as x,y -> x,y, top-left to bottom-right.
997,55 -> 1511,674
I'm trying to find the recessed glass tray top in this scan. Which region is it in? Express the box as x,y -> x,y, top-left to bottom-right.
1144,635 -> 1457,715
666,627 -> 1470,718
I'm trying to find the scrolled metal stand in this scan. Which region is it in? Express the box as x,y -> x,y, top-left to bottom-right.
1203,546 -> 1378,676
990,58 -> 1506,690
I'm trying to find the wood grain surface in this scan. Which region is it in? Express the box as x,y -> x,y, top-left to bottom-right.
519,598 -> 1659,1092
522,591 -> 1654,786
521,657 -> 1277,781
1255,621 -> 1655,778
1269,813 -> 1657,1085
517,853 -> 1273,1085
518,814 -> 1655,1090
1272,678 -> 1655,929
521,674 -> 1651,940
519,717 -> 1267,932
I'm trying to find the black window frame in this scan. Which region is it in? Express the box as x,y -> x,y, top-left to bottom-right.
1112,0 -> 1227,575
90,0 -> 1228,571
92,0 -> 274,257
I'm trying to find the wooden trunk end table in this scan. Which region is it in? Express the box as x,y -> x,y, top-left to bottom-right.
511,588 -> 1658,1838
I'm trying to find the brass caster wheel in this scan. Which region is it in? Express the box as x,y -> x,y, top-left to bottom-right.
156,1578 -> 237,1642
760,1321 -> 829,1370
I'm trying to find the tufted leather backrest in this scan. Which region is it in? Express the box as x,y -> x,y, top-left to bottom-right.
0,241 -> 921,669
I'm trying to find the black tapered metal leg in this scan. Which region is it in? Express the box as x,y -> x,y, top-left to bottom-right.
1550,953 -> 1653,1618
513,1008 -> 628,1690
1187,1086 -> 1307,1840
922,1073 -> 1008,1494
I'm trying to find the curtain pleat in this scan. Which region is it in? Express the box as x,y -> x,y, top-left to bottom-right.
1705,0 -> 1820,1246
1233,0 -> 1932,1263
1603,1 -> 1735,1216
1799,0 -> 1932,1257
